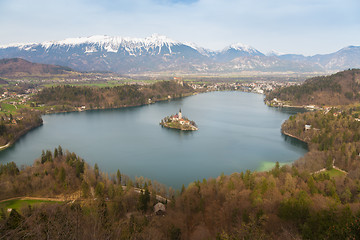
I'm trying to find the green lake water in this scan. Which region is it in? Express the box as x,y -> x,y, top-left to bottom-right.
0,91 -> 307,189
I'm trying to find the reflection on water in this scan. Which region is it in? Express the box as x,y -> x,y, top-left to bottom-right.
282,133 -> 308,150
160,125 -> 196,136
270,106 -> 308,115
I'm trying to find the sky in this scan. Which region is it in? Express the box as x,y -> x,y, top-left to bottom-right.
0,0 -> 359,55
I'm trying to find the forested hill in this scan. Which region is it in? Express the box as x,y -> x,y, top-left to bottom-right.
0,58 -> 73,76
2,147 -> 360,239
33,81 -> 195,110
266,69 -> 360,106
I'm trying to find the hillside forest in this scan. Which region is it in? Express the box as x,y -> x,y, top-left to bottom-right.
266,69 -> 360,106
0,109 -> 42,146
282,106 -> 360,174
1,147 -> 360,239
33,81 -> 196,111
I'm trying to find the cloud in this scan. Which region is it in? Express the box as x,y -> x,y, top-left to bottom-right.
155,0 -> 198,5
0,0 -> 359,55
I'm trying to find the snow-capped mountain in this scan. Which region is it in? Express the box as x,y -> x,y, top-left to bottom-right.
0,34 -> 210,73
0,35 -> 359,74
266,50 -> 284,57
214,43 -> 264,62
0,34 -> 202,58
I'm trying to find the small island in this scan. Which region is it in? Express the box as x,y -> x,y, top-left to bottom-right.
160,109 -> 198,131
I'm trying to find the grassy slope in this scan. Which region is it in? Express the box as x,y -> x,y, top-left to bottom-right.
0,199 -> 61,211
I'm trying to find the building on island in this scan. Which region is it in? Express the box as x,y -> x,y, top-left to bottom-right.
160,109 -> 198,131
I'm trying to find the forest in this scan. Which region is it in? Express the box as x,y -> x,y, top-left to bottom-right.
0,109 -> 42,146
265,69 -> 360,106
1,146 -> 360,239
282,106 -> 360,174
33,81 -> 196,110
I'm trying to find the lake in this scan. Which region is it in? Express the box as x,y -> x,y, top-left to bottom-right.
0,91 -> 307,189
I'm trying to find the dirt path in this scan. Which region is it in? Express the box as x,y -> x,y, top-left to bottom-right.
0,188 -> 170,204
124,186 -> 170,202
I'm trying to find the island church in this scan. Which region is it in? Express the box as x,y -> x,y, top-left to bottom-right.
171,109 -> 182,121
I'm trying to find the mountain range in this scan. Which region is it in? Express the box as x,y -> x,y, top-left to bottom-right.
0,34 -> 359,74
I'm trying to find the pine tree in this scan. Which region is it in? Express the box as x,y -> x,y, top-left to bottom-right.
138,183 -> 150,213
94,163 -> 99,180
41,150 -> 46,164
54,147 -> 58,158
181,184 -> 186,195
58,145 -> 63,156
59,167 -> 66,183
117,169 -> 121,185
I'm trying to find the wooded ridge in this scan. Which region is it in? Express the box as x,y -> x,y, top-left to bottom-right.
265,69 -> 360,107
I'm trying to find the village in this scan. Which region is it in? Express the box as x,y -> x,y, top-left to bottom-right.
188,79 -> 300,94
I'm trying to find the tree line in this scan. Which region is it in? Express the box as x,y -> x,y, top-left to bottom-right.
265,69 -> 360,106
32,81 -> 195,110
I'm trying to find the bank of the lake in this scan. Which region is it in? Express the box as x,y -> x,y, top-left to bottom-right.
0,115 -> 43,151
0,91 -> 307,189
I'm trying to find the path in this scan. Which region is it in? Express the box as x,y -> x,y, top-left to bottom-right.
126,186 -> 170,202
0,187 -> 170,205
313,158 -> 347,175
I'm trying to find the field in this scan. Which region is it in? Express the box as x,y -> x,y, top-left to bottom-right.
0,198 -> 62,212
326,168 -> 346,177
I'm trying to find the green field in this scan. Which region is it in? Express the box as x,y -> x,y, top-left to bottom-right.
0,103 -> 17,113
325,168 -> 346,177
0,198 -> 62,211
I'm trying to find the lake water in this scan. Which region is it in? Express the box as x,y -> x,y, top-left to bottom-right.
0,91 -> 307,189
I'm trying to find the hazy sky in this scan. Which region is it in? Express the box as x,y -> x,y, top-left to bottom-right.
0,0 -> 359,55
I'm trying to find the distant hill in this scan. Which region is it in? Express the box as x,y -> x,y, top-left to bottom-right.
0,58 -> 73,77
0,78 -> 8,84
1,35 -> 360,74
266,69 -> 360,106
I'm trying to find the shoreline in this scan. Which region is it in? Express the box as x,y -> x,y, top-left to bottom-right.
281,129 -> 308,145
160,122 -> 198,131
0,121 -> 43,151
41,91 -> 199,116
